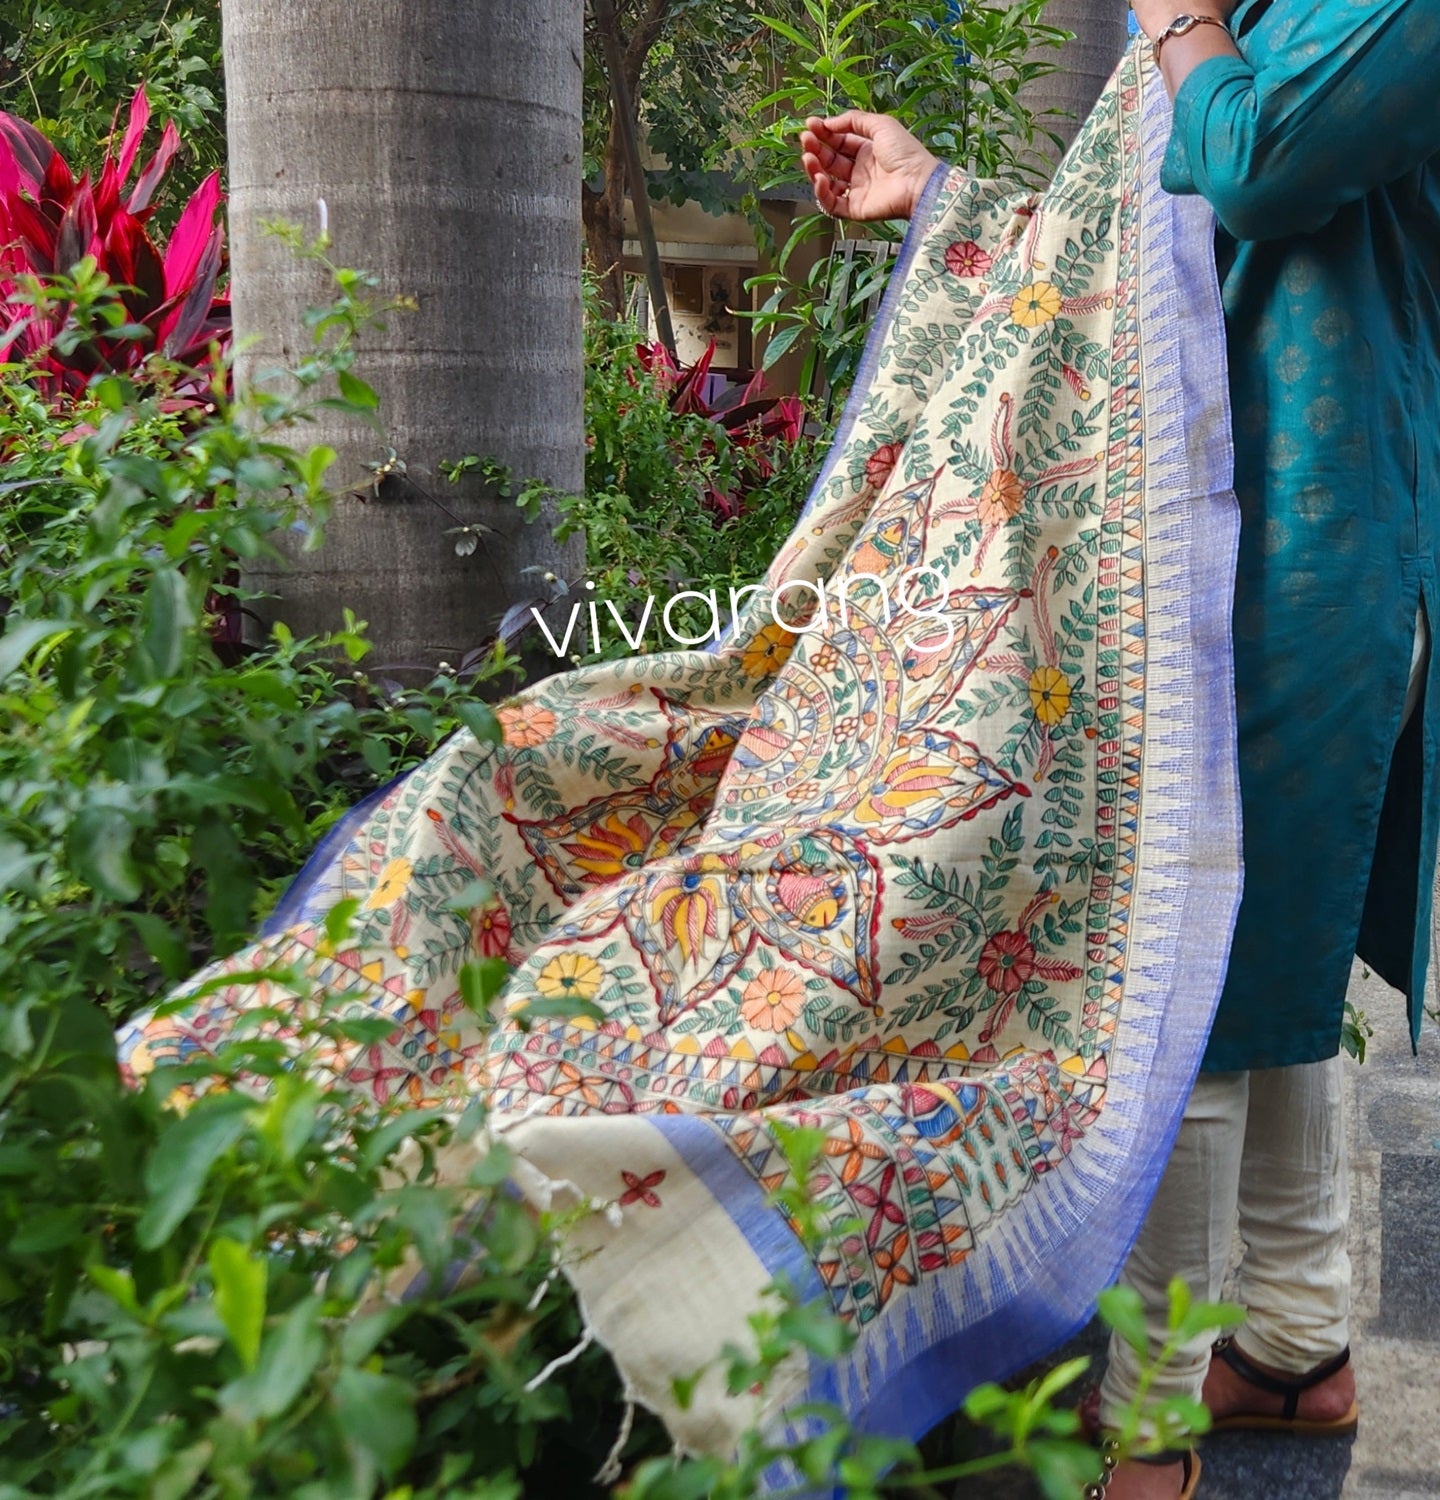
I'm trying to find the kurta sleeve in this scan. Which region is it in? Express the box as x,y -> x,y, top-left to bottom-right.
1160,0 -> 1440,241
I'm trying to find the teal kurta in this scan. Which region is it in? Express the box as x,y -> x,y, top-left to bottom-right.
1160,0 -> 1440,1069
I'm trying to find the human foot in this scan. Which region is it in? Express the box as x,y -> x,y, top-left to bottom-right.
1202,1337 -> 1358,1432
1091,1452 -> 1198,1500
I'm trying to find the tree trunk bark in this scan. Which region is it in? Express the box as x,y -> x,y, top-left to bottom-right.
580,0 -> 674,322
224,0 -> 585,674
1016,0 -> 1130,174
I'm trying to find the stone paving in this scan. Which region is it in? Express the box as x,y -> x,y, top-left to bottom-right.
953,957 -> 1440,1497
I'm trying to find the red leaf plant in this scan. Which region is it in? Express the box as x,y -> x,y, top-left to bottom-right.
635,337 -> 804,520
0,87 -> 230,404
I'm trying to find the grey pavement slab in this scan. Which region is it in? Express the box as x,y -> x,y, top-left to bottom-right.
947,957 -> 1440,1498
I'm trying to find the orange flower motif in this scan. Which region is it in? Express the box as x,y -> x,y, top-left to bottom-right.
497,703 -> 557,748
740,621 -> 795,680
739,969 -> 806,1032
977,469 -> 1025,529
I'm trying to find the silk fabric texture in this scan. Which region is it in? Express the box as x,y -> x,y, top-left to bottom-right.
119,44 -> 1243,1466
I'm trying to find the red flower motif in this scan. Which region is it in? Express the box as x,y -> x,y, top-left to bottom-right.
944,239 -> 993,278
619,1168 -> 666,1208
865,441 -> 903,489
472,899 -> 513,958
977,929 -> 1037,997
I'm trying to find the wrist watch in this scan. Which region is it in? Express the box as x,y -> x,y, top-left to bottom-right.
1152,13 -> 1231,63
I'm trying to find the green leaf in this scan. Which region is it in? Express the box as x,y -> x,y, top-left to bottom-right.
220,1293 -> 326,1421
455,701 -> 502,745
337,370 -> 379,410
138,1093 -> 254,1249
0,620 -> 72,681
458,957 -> 511,1014
1096,1283 -> 1149,1359
10,1206 -> 85,1255
1166,1276 -> 1192,1335
332,1366 -> 418,1477
760,321 -> 805,371
138,565 -> 199,680
325,896 -> 363,949
128,911 -> 190,978
68,804 -> 142,903
209,1237 -> 267,1370
149,1442 -> 215,1500
510,993 -> 604,1027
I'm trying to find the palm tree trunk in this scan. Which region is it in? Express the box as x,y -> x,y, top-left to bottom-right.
1016,0 -> 1130,173
224,0 -> 585,673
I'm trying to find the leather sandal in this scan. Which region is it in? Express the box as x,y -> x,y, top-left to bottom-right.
1207,1336 -> 1359,1436
1083,1442 -> 1201,1498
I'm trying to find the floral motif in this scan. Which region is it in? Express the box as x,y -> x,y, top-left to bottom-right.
472,899 -> 513,958
534,952 -> 603,1002
977,468 -> 1025,529
1028,665 -> 1072,726
619,1168 -> 666,1208
865,441 -> 904,489
740,620 -> 795,679
562,810 -> 653,882
977,929 -> 1037,996
933,392 -> 1100,577
365,857 -> 413,909
945,239 -> 993,278
1010,279 -> 1063,328
739,968 -> 806,1031
497,703 -> 557,748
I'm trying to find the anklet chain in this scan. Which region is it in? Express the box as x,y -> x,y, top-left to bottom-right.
1084,1438 -> 1120,1497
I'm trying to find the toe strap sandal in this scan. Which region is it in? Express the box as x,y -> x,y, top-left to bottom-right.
1083,1441 -> 1201,1499
1208,1336 -> 1360,1436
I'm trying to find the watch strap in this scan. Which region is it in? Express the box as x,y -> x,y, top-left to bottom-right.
1152,13 -> 1231,64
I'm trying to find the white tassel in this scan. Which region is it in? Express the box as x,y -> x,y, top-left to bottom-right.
522,1325 -> 595,1393
594,1397 -> 636,1485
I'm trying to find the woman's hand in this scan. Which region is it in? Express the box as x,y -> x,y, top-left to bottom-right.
799,111 -> 942,223
1129,0 -> 1237,42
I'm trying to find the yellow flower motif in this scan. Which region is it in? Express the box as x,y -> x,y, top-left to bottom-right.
740,620 -> 795,680
1029,665 -> 1072,726
1010,280 -> 1063,328
535,952 -> 603,1003
365,856 -> 413,909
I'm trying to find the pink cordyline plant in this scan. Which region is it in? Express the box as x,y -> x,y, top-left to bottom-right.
0,87 -> 230,404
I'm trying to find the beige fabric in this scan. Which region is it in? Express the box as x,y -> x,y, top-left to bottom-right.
1099,1059 -> 1351,1416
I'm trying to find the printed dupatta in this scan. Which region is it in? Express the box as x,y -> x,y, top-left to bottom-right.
118,40 -> 1243,1467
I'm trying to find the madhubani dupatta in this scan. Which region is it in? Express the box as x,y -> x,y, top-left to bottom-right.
118,39 -> 1242,1464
